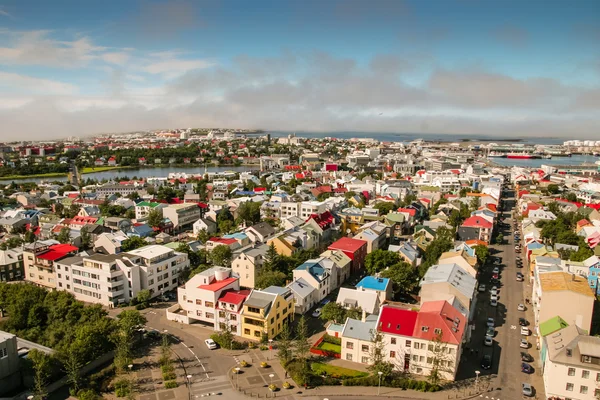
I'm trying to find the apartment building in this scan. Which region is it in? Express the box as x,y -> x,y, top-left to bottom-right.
23,241 -> 79,289
240,286 -> 295,341
231,244 -> 268,288
54,245 -> 188,307
95,184 -> 139,198
0,248 -> 24,282
341,314 -> 379,365
135,201 -> 166,221
0,331 -> 19,395
162,203 -> 201,232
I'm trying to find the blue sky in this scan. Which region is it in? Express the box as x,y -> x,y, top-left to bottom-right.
0,0 -> 599,139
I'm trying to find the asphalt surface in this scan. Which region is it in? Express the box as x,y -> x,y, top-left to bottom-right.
456,187 -> 545,399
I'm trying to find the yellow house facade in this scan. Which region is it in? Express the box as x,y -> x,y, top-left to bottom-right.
241,286 -> 295,341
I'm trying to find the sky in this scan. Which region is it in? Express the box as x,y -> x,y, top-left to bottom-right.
0,0 -> 599,140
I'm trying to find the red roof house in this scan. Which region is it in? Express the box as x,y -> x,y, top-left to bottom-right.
328,237 -> 367,274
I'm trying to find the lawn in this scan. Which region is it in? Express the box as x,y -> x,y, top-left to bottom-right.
311,362 -> 368,379
316,341 -> 341,353
82,166 -> 133,174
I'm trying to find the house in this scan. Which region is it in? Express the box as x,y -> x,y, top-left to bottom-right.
420,263 -> 477,312
267,234 -> 303,257
438,251 -> 478,278
231,244 -> 268,288
319,249 -> 352,288
458,216 -> 493,242
94,231 -> 129,254
23,241 -> 78,289
206,237 -> 240,252
104,216 -> 131,232
0,248 -> 24,282
388,241 -> 420,266
341,314 -> 379,365
542,324 -> 600,400
293,260 -> 331,302
135,201 -> 166,221
245,222 -> 276,244
162,203 -> 201,232
353,227 -> 386,253
192,218 -> 217,236
240,286 -> 295,341
168,267 -> 241,332
355,276 -> 392,303
0,331 -> 20,395
78,205 -> 101,217
533,271 -> 595,334
286,278 -> 318,314
328,237 -> 368,274
336,287 -> 380,315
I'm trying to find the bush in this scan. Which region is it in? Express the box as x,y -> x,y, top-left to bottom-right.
286,359 -> 311,386
88,364 -> 116,393
322,334 -> 341,345
342,375 -> 440,392
210,332 -> 244,350
259,345 -> 269,351
163,371 -> 177,381
76,389 -> 100,400
161,364 -> 174,373
165,380 -> 178,389
114,379 -> 130,397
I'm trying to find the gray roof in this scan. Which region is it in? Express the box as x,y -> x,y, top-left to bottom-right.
336,287 -> 380,314
244,290 -> 276,315
342,317 -> 377,341
245,244 -> 269,258
263,286 -> 291,296
420,263 -> 476,300
249,222 -> 276,237
286,278 -> 316,299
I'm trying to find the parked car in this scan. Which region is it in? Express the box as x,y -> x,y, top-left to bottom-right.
522,383 -> 533,397
481,354 -> 492,370
205,338 -> 218,350
520,339 -> 530,349
484,336 -> 493,347
519,317 -> 528,326
490,286 -> 498,294
492,267 -> 500,274
478,284 -> 486,292
516,273 -> 524,282
492,273 -> 499,280
521,363 -> 533,374
312,308 -> 322,318
490,298 -> 498,307
486,317 -> 495,328
521,327 -> 530,336
521,352 -> 533,362
518,303 -> 526,311
486,327 -> 495,337
490,294 -> 498,302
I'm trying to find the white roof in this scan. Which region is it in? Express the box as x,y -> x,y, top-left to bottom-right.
336,287 -> 379,314
127,244 -> 172,258
421,263 -> 476,300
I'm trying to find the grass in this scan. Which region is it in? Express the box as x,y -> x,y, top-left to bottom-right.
81,166 -> 137,174
311,362 -> 368,379
316,342 -> 342,353
0,172 -> 67,180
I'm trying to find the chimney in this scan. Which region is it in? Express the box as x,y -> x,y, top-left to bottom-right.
361,309 -> 366,323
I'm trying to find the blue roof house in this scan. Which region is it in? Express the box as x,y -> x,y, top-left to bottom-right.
293,260 -> 331,303
355,275 -> 392,303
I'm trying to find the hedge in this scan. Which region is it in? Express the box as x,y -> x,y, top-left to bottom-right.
342,376 -> 441,392
322,334 -> 342,345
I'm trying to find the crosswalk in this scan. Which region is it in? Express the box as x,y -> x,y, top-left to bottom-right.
189,375 -> 234,398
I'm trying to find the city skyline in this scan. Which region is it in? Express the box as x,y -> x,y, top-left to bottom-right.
0,0 -> 599,140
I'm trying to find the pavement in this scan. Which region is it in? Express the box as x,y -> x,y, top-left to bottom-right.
454,188 -> 545,400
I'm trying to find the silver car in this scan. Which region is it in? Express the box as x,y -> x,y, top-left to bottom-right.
522,383 -> 533,397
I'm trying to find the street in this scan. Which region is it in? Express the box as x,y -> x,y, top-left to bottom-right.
457,186 -> 545,399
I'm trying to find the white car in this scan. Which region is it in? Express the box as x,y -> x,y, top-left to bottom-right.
478,284 -> 486,292
490,299 -> 498,307
205,338 -> 217,350
521,327 -> 530,336
490,286 -> 498,295
486,317 -> 494,328
312,308 -> 322,318
518,303 -> 526,311
484,336 -> 493,346
520,339 -> 530,349
490,294 -> 498,302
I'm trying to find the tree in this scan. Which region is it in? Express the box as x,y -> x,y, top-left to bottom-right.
364,249 -> 401,275
495,233 -> 504,244
320,302 -> 347,324
125,208 -> 136,219
237,201 -> 262,225
564,192 -> 578,202
57,226 -> 71,244
196,228 -> 211,244
134,290 -> 151,305
263,243 -> 279,271
547,184 -> 559,194
80,226 -> 91,250
474,245 -> 490,266
176,243 -> 200,267
255,270 -> 286,289
448,210 -> 462,228
346,306 -> 362,321
24,229 -> 36,243
373,202 -> 395,216
62,345 -> 83,394
368,329 -> 395,378
121,236 -> 147,251
127,191 -> 140,200
459,188 -> 468,198
469,196 -> 480,210
294,316 -> 311,361
210,245 -> 232,267
147,209 -> 163,228
380,262 -> 418,296
556,230 -> 580,246
157,186 -> 177,202
117,309 -> 147,338
30,349 -> 52,400
277,322 -> 293,365
427,332 -> 451,386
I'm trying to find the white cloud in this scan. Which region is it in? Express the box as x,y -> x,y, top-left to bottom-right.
142,58 -> 214,78
101,51 -> 131,65
0,72 -> 77,95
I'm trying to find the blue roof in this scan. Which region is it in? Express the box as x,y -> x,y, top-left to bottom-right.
527,242 -> 544,250
295,261 -> 328,282
356,276 -> 390,291
224,232 -> 248,240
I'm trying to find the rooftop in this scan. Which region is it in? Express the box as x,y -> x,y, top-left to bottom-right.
198,277 -> 238,292
127,245 -> 173,259
356,276 -> 390,292
539,272 -> 594,297
377,304 -> 418,337
328,237 -> 367,253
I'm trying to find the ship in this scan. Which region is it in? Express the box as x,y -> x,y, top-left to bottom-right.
487,152 -> 506,158
506,152 -> 540,159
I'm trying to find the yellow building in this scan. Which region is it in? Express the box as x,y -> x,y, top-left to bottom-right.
267,235 -> 299,257
241,286 -> 295,341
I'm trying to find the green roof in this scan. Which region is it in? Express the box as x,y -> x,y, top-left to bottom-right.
420,186 -> 440,192
137,201 -> 161,208
539,316 -> 569,337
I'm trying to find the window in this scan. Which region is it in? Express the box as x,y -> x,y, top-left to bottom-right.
428,344 -> 434,351
406,340 -> 411,347
580,386 -> 588,394
413,342 -> 420,350
595,389 -> 600,397
566,383 -> 574,391
346,342 -> 354,350
427,357 -> 433,364
254,330 -> 261,337
361,344 -> 369,352
434,328 -> 442,335
196,299 -> 202,305
196,310 -> 202,317
391,338 -> 396,345
568,368 -> 576,376
0,347 -> 7,358
270,317 -> 274,324
244,328 -> 250,335
419,356 -> 424,362
582,370 -> 590,379
390,351 -> 396,358
412,355 -> 418,361
346,354 -> 352,361
361,356 -> 369,363
596,373 -> 600,382
205,301 -> 214,308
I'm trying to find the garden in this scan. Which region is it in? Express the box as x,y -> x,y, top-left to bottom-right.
310,334 -> 341,358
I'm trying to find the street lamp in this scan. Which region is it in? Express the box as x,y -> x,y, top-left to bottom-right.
475,370 -> 480,391
235,367 -> 240,390
268,339 -> 273,360
269,373 -> 274,385
377,371 -> 383,396
186,374 -> 193,400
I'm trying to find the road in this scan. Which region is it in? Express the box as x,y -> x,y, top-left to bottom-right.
456,186 -> 545,399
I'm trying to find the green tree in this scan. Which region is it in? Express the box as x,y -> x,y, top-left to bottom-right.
364,249 -> 401,275
263,243 -> 279,271
380,262 -> 418,296
62,345 -> 83,393
459,187 -> 468,198
277,322 -> 293,365
176,243 -> 200,267
134,290 -> 151,306
368,329 -> 395,378
125,208 -> 136,219
448,210 -> 462,228
147,209 -> 163,228
346,306 -> 363,321
196,228 -> 211,244
556,230 -> 580,246
373,202 -> 395,215
127,191 -> 140,200
57,226 -> 71,244
30,349 -> 52,400
564,192 -> 578,202
237,201 -> 262,225
24,229 -> 36,243
495,233 -> 504,244
294,316 -> 311,361
547,184 -> 559,194
255,270 -> 286,289
320,301 -> 347,323
121,236 -> 147,251
210,245 -> 233,267
474,245 -> 490,266
80,226 -> 92,250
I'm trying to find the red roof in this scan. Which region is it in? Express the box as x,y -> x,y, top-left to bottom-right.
70,216 -> 98,225
461,216 -> 493,229
218,289 -> 251,305
51,244 -> 78,253
485,203 -> 497,212
586,204 -> 600,210
577,219 -> 591,227
413,300 -> 466,345
198,277 -> 237,292
557,198 -> 584,208
377,305 -> 418,337
67,193 -> 79,198
37,244 -> 78,261
208,237 -> 237,245
397,207 -> 417,217
328,237 -> 367,253
306,211 -> 334,229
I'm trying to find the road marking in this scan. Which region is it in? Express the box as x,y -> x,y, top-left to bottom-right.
510,325 -> 517,329
182,341 -> 210,379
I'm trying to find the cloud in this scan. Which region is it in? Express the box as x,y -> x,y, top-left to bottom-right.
101,51 -> 131,65
0,72 -> 77,95
0,7 -> 14,19
1,52 -> 599,140
493,25 -> 529,47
